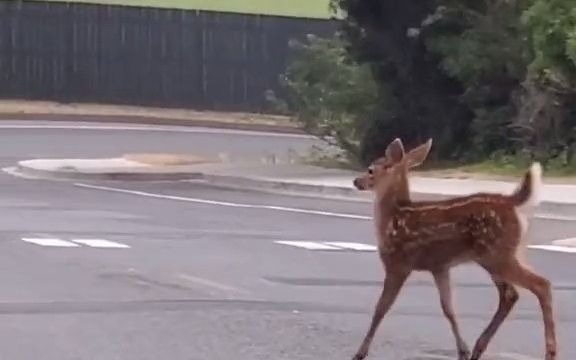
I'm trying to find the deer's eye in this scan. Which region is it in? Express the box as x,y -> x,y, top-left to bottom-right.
368,168 -> 374,175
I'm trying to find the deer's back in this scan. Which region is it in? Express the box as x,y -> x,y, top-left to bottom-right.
377,194 -> 524,271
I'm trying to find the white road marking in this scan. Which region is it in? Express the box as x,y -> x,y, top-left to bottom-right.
73,184 -> 576,256
413,354 -> 452,360
21,238 -> 80,247
75,183 -> 371,220
535,213 -> 576,221
71,239 -> 130,248
552,237 -> 576,247
415,352 -> 538,360
528,245 -> 576,253
275,241 -> 342,250
21,236 -> 129,249
1,166 -> 41,180
275,241 -> 377,252
497,353 -> 540,360
529,235 -> 576,254
277,240 -> 576,255
324,242 -> 378,251
74,184 -> 576,224
0,124 -> 313,139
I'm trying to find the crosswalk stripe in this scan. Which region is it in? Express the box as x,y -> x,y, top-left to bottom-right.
414,352 -> 538,360
528,245 -> 576,253
552,238 -> 576,247
323,242 -> 377,251
275,241 -> 341,250
276,241 -> 576,255
71,239 -> 130,248
21,238 -> 80,247
275,240 -> 376,251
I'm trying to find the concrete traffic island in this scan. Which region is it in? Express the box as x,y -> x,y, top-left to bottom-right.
10,153 -> 370,200
14,153 -> 219,182
9,153 -> 576,205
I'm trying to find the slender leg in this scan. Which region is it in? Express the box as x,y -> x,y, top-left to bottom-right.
470,276 -> 518,360
352,270 -> 410,360
433,270 -> 470,360
497,260 -> 557,360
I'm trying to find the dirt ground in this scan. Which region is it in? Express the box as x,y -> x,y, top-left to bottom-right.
0,99 -> 301,133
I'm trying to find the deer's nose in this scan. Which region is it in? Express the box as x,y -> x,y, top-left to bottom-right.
353,178 -> 363,190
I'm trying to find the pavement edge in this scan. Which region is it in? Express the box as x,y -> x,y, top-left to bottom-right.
10,159 -> 571,207
0,113 -> 305,135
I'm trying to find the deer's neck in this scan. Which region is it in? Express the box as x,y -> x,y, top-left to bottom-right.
374,170 -> 411,228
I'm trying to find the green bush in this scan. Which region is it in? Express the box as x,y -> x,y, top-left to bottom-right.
271,34 -> 381,166
274,0 -> 576,173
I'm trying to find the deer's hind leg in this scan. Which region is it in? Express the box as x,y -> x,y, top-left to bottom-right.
470,274 -> 518,360
496,259 -> 557,360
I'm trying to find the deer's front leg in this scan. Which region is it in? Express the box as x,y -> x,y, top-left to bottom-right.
433,269 -> 470,360
353,269 -> 410,360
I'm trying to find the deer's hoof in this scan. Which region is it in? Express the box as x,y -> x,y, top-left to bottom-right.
352,351 -> 367,360
458,348 -> 471,360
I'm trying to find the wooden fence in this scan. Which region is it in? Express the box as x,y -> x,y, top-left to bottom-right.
0,1 -> 336,112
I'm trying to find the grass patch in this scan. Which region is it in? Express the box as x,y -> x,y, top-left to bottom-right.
303,148 -> 576,182
32,0 -> 335,19
439,160 -> 532,177
422,158 -> 576,181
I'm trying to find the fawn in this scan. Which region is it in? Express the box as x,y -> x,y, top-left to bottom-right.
351,138 -> 557,360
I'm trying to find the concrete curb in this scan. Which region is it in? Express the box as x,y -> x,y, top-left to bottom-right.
203,174 -> 576,209
0,113 -> 304,135
14,162 -> 204,182
3,161 -> 499,204
202,174 -> 372,201
11,159 -> 576,207
12,159 -> 369,200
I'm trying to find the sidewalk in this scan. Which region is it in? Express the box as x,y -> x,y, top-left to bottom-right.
9,154 -> 576,205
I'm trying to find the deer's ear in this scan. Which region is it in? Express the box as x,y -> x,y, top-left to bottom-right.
406,138 -> 432,168
385,138 -> 405,163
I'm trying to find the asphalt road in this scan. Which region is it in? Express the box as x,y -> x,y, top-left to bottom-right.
0,121 -> 574,360
0,120 -> 323,164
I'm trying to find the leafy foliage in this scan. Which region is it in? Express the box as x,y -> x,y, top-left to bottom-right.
277,0 -> 576,171
522,0 -> 576,89
270,35 -> 381,165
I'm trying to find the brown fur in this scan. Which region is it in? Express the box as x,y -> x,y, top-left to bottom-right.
351,138 -> 556,360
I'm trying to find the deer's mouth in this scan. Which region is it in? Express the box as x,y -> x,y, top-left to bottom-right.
353,178 -> 367,190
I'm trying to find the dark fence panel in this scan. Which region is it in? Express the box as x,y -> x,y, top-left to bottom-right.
0,1 -> 337,112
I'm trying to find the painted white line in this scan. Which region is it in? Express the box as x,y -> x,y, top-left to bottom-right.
552,238 -> 576,247
75,183 -> 576,224
534,213 -> 576,221
413,354 -> 452,360
0,125 -> 162,131
0,124 -> 313,139
75,183 -> 372,220
414,352 -> 539,360
2,166 -> 42,180
21,238 -> 80,247
275,241 -> 342,250
528,245 -> 576,253
323,242 -> 378,251
71,239 -> 130,248
497,352 -> 540,360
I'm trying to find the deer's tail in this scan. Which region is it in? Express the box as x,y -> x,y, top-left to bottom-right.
510,162 -> 542,208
